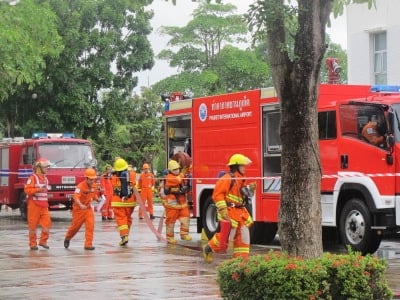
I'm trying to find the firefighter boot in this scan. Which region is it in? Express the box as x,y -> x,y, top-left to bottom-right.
119,235 -> 129,246
39,244 -> 49,249
181,234 -> 192,241
203,244 -> 213,263
166,224 -> 176,244
166,237 -> 177,244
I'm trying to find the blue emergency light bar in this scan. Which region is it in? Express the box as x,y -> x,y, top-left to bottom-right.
32,132 -> 47,139
31,132 -> 76,139
62,132 -> 75,138
370,85 -> 400,93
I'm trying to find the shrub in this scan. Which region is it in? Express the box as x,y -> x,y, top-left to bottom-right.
216,249 -> 393,300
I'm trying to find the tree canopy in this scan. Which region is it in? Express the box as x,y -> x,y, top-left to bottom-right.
1,0 -> 154,139
0,0 -> 62,102
154,1 -> 271,96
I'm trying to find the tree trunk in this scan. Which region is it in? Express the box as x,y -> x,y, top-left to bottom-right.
264,0 -> 333,258
278,87 -> 322,258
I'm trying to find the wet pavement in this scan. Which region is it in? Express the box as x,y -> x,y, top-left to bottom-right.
1,204 -> 400,299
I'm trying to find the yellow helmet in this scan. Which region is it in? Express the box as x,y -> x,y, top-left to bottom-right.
84,168 -> 97,179
114,158 -> 128,171
168,160 -> 180,171
227,154 -> 252,166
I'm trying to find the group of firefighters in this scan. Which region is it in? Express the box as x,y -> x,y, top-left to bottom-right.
24,153 -> 256,263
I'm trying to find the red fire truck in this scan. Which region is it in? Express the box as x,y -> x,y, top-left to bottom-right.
0,132 -> 97,220
164,84 -> 400,254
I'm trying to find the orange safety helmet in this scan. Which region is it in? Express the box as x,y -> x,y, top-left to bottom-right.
34,158 -> 51,169
142,163 -> 150,170
84,168 -> 97,179
34,158 -> 51,174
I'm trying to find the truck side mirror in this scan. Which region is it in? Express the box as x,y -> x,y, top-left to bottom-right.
387,135 -> 395,148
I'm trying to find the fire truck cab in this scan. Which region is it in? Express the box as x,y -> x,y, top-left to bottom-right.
164,84 -> 400,254
0,132 -> 96,220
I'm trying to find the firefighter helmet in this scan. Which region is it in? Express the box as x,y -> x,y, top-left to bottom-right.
84,168 -> 97,179
34,158 -> 51,169
142,163 -> 150,169
114,158 -> 128,172
227,154 -> 252,166
168,160 -> 180,171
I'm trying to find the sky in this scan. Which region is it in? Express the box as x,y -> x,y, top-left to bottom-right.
133,1 -> 347,94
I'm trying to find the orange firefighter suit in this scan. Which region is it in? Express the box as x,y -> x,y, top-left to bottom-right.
64,174 -> 99,249
362,121 -> 385,145
138,165 -> 155,219
163,172 -> 191,244
100,167 -> 114,220
24,171 -> 51,250
111,168 -> 137,246
207,171 -> 253,258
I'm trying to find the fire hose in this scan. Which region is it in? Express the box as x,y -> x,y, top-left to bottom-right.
131,188 -> 202,251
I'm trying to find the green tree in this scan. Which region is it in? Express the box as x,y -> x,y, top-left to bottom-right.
95,87 -> 164,170
6,0 -> 154,139
158,1 -> 247,71
213,45 -> 272,90
0,0 -> 63,136
247,0 -> 374,259
152,71 -> 216,98
153,1 -> 271,96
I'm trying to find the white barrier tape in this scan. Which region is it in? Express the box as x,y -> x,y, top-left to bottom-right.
3,171 -> 399,181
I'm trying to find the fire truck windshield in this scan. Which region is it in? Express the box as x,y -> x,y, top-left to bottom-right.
38,143 -> 94,168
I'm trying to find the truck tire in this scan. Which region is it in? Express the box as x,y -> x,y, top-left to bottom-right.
19,192 -> 27,221
202,196 -> 219,239
339,198 -> 382,255
250,222 -> 278,245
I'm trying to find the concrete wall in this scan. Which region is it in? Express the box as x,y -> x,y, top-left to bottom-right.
347,0 -> 400,84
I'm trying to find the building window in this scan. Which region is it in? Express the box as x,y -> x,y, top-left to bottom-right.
373,31 -> 387,84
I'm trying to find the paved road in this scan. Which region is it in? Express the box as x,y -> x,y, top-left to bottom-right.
0,205 -> 400,299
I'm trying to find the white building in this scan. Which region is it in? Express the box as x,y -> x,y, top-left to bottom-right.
347,0 -> 400,85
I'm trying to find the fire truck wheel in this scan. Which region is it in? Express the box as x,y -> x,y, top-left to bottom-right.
19,192 -> 28,221
250,222 -> 278,245
339,198 -> 382,255
202,196 -> 219,239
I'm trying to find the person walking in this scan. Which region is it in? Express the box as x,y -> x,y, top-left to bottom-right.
163,159 -> 191,244
138,163 -> 155,220
111,158 -> 137,246
203,154 -> 256,263
64,168 -> 99,250
24,158 -> 52,250
100,164 -> 114,221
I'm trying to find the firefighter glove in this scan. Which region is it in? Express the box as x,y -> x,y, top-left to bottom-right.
249,182 -> 256,192
218,207 -> 229,220
170,187 -> 180,193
